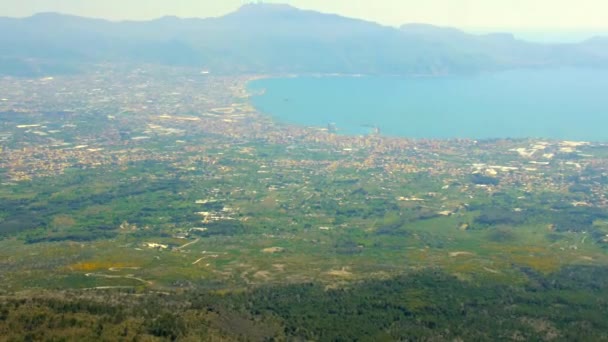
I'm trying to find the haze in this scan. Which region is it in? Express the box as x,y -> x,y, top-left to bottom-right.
2,0 -> 608,32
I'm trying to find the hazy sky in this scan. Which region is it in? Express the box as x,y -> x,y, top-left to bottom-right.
1,0 -> 608,31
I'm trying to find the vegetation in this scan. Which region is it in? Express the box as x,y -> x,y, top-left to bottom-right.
1,68 -> 608,340
2,267 -> 608,341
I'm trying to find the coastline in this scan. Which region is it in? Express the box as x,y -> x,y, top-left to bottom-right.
244,69 -> 608,143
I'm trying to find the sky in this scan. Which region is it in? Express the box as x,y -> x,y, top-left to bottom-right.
1,0 -> 608,33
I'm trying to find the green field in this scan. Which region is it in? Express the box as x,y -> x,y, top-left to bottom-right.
1,72 -> 608,340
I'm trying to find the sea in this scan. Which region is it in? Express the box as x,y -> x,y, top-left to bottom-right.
248,68 -> 608,141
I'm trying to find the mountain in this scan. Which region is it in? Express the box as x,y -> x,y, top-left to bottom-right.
0,3 -> 607,76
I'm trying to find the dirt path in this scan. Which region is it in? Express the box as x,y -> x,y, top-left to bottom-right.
85,272 -> 151,285
108,267 -> 141,272
176,238 -> 200,251
192,257 -> 206,265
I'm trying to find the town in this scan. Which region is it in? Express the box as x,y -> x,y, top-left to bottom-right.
1,65 -> 608,293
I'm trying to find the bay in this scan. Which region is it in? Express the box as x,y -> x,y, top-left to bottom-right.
249,68 -> 608,141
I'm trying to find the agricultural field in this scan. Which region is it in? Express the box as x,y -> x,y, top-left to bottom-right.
1,69 -> 608,340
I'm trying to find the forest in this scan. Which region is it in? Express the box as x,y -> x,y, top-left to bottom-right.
2,266 -> 608,341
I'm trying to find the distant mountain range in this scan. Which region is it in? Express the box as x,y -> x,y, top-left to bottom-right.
1,3 -> 607,76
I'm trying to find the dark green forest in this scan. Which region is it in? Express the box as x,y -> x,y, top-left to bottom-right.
2,266 -> 608,341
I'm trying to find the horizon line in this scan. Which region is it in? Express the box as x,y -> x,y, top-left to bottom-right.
1,7 -> 608,36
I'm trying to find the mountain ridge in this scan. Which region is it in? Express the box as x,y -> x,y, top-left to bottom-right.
1,3 -> 607,76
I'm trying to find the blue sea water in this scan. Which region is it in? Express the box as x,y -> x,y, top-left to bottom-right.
249,68 -> 608,141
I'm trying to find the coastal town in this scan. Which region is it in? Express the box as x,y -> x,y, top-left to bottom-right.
3,2 -> 608,339
1,65 -> 608,292
1,66 -> 607,204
